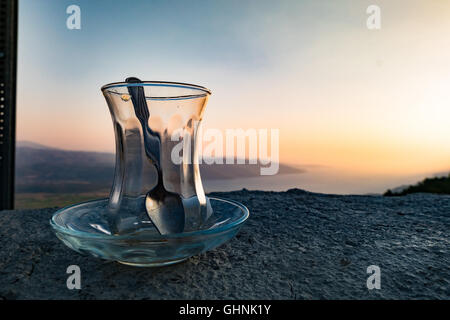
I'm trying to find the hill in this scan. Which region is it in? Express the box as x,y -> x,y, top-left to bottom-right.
384,174 -> 450,196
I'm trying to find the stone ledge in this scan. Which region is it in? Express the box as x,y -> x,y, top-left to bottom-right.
0,190 -> 449,299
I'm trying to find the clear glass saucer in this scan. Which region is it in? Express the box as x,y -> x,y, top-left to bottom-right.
50,197 -> 249,267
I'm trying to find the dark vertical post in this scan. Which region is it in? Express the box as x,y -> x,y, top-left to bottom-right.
0,0 -> 18,210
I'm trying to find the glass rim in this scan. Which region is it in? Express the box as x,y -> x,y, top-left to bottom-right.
101,81 -> 212,96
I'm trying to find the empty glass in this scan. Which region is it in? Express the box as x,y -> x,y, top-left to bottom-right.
102,80 -> 213,235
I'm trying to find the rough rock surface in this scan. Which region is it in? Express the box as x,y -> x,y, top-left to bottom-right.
0,190 -> 449,300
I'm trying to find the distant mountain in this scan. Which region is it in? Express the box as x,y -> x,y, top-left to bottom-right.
15,142 -> 304,193
384,174 -> 450,196
16,140 -> 57,150
16,146 -> 116,193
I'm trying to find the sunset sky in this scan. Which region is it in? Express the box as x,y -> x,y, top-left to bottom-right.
17,0 -> 450,185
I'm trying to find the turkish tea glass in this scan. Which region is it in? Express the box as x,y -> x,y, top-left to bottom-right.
101,81 -> 213,235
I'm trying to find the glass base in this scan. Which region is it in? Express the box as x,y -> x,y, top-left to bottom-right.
118,258 -> 188,267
